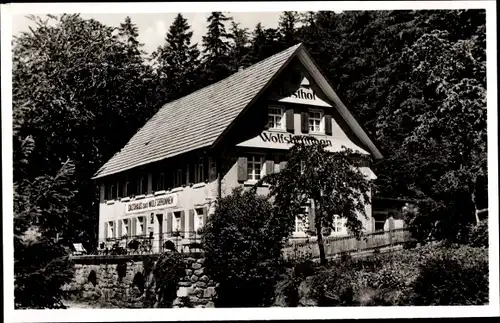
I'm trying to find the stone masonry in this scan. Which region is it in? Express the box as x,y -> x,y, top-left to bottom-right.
62,253 -> 216,308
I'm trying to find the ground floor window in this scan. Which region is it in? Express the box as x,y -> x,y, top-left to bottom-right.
107,221 -> 115,239
332,215 -> 344,233
295,206 -> 309,233
194,208 -> 204,232
137,217 -> 145,236
173,212 -> 182,232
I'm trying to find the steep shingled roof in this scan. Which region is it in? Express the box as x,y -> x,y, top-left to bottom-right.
93,44 -> 302,179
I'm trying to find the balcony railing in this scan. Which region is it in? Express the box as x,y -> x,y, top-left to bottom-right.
90,231 -> 204,256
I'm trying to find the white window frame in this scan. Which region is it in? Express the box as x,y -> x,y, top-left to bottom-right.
295,206 -> 310,233
332,214 -> 344,233
122,219 -> 129,237
107,221 -> 115,239
267,106 -> 285,130
308,108 -> 324,133
247,156 -> 265,181
195,157 -> 204,183
194,208 -> 204,232
137,217 -> 145,236
173,212 -> 182,232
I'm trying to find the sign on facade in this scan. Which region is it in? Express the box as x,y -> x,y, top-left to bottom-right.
125,194 -> 178,214
259,131 -> 333,147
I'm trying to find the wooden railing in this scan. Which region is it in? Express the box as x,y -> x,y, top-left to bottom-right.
282,228 -> 411,260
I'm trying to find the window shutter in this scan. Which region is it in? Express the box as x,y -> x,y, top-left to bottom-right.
308,208 -> 316,234
147,173 -> 153,194
131,218 -> 136,237
286,109 -> 294,133
118,220 -> 123,238
166,212 -> 173,234
180,211 -> 186,235
202,207 -> 208,227
99,184 -> 105,203
104,222 -> 108,240
237,157 -> 248,182
325,114 -> 332,135
266,160 -> 274,175
142,216 -> 147,237
301,111 -> 309,133
189,209 -> 195,237
279,161 -> 287,171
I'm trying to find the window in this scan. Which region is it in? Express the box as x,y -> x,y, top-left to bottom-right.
195,157 -> 204,183
108,221 -> 115,238
295,206 -> 309,233
174,169 -> 183,187
138,176 -> 147,195
122,219 -> 129,237
137,217 -> 145,236
173,212 -> 182,232
122,181 -> 129,198
268,106 -> 284,129
247,156 -> 264,181
195,208 -> 204,232
309,109 -> 323,132
332,215 -> 344,233
156,173 -> 165,191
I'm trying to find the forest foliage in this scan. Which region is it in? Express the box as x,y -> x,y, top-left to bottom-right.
12,10 -> 487,308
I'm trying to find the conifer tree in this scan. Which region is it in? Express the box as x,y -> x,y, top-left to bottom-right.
228,20 -> 250,69
201,12 -> 234,84
278,11 -> 300,47
152,13 -> 200,100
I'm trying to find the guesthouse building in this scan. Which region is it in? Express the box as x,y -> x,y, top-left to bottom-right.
92,43 -> 383,253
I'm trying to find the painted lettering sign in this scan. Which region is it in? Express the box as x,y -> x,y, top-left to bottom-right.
278,87 -> 317,100
125,194 -> 178,214
259,132 -> 332,147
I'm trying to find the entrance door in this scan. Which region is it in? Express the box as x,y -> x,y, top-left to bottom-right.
156,213 -> 163,253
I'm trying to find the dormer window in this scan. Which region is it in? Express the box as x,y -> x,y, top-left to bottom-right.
267,106 -> 285,130
308,108 -> 324,133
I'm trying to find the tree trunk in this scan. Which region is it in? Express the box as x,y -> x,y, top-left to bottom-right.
316,219 -> 326,266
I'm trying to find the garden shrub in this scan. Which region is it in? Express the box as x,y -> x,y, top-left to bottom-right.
310,263 -> 356,306
468,220 -> 488,247
409,245 -> 488,305
152,252 -> 185,308
202,188 -> 288,307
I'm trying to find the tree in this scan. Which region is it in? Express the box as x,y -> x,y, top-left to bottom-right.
228,20 -> 250,69
118,16 -> 144,61
278,11 -> 300,47
151,13 -> 200,101
262,142 -> 373,265
13,14 -> 155,250
202,188 -> 288,307
201,12 -> 234,84
14,134 -> 76,308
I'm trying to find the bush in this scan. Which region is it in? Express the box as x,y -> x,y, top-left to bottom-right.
310,262 -> 356,306
152,252 -> 185,308
15,236 -> 75,309
409,245 -> 488,305
468,220 -> 488,247
202,188 -> 288,307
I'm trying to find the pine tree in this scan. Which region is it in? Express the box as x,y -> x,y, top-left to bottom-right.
201,12 -> 234,84
229,20 -> 250,69
278,11 -> 300,47
152,13 -> 200,100
118,16 -> 144,60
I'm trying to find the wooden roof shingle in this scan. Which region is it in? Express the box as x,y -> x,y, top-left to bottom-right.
93,43 -> 302,179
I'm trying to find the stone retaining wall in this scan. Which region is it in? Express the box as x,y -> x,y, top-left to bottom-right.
62,253 -> 216,308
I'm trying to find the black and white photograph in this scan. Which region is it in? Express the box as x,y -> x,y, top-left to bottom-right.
2,1 -> 499,322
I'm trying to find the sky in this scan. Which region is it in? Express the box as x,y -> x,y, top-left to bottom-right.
12,12 -> 285,55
